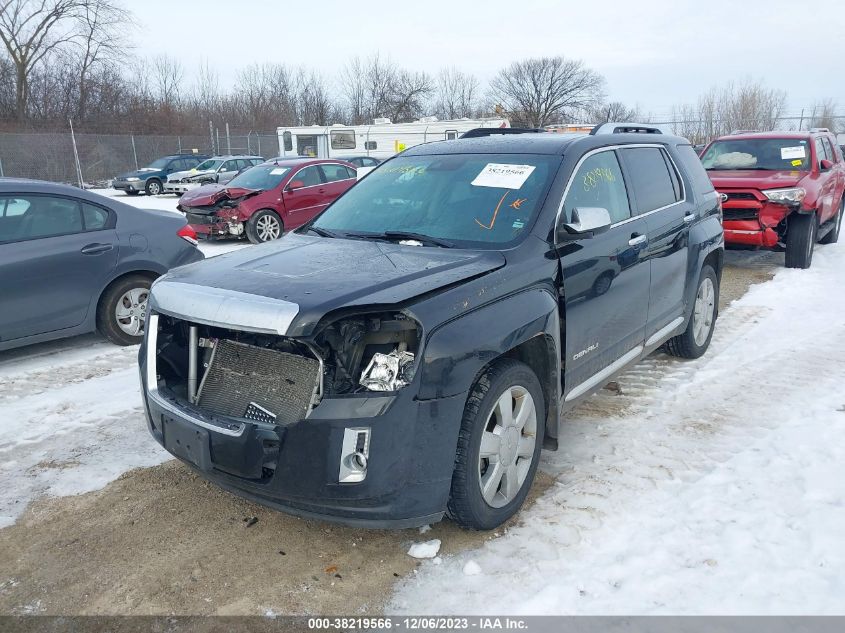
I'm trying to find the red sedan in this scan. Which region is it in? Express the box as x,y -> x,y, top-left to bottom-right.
177,158 -> 357,243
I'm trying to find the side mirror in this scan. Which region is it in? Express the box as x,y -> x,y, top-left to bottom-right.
557,207 -> 612,241
820,159 -> 834,171
286,180 -> 305,191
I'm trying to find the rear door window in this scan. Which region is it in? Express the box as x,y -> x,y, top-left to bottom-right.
82,202 -> 110,230
320,164 -> 356,182
563,150 -> 631,224
0,195 -> 84,243
676,145 -> 715,197
620,147 -> 680,214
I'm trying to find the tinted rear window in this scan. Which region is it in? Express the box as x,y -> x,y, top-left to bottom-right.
676,144 -> 715,197
620,147 -> 679,214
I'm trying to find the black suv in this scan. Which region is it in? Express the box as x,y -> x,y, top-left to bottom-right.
139,124 -> 724,530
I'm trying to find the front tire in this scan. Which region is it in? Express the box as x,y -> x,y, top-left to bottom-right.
145,178 -> 163,196
785,212 -> 817,268
447,359 -> 545,530
819,198 -> 843,245
125,190 -> 139,196
96,274 -> 152,346
665,264 -> 718,359
246,209 -> 283,243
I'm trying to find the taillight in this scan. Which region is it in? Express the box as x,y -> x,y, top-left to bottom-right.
177,224 -> 198,246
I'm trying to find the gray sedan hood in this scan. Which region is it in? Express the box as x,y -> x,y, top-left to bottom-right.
151,233 -> 505,336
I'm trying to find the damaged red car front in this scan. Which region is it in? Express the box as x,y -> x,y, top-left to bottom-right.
177,158 -> 357,244
701,131 -> 845,268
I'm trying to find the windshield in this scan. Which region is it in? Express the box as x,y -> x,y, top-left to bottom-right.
227,164 -> 289,190
195,159 -> 224,171
145,158 -> 170,169
311,153 -> 559,248
701,138 -> 811,171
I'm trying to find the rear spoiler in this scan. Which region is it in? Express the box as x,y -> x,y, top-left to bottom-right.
590,122 -> 662,135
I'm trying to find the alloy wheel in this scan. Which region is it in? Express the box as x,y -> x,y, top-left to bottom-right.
477,385 -> 537,508
256,214 -> 281,241
115,287 -> 149,336
692,277 -> 715,346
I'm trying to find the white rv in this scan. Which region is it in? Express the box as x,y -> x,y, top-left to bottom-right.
274,117 -> 510,161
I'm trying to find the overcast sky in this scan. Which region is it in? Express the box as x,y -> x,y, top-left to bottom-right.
138,0 -> 845,121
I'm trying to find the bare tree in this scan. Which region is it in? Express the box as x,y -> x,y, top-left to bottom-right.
490,56 -> 604,127
0,0 -> 85,120
808,98 -> 841,133
669,79 -> 787,143
151,53 -> 183,111
434,66 -> 478,120
339,53 -> 434,124
389,69 -> 433,122
74,0 -> 125,121
296,69 -> 332,125
588,101 -> 642,124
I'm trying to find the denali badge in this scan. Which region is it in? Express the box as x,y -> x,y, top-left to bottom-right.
573,343 -> 599,360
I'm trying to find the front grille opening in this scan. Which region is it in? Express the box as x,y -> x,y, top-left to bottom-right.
723,209 -> 760,221
154,316 -> 321,427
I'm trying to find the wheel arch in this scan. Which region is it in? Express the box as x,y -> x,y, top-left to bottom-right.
418,287 -> 562,449
95,269 -> 159,313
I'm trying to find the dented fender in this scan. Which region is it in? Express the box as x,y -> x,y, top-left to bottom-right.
417,287 -> 561,441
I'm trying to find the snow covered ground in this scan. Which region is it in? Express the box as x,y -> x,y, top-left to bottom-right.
0,189 -> 247,527
391,242 -> 845,615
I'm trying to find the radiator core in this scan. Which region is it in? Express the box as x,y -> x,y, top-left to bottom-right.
196,339 -> 319,426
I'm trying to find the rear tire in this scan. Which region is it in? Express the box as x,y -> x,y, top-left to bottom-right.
246,209 -> 283,243
665,264 -> 718,359
96,274 -> 153,346
447,359 -> 545,530
819,198 -> 843,245
785,212 -> 817,269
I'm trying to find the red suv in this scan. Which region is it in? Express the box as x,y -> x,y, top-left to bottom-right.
701,130 -> 845,268
178,158 -> 357,243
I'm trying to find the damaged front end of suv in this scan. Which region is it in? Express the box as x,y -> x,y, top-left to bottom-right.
136,230 -> 509,527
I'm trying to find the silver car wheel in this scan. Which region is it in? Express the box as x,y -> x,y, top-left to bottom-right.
114,287 -> 149,337
147,180 -> 161,195
478,385 -> 537,508
256,214 -> 281,241
692,276 -> 715,346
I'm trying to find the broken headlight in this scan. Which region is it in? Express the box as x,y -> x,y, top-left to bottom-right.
360,350 -> 415,391
763,187 -> 806,205
315,312 -> 420,395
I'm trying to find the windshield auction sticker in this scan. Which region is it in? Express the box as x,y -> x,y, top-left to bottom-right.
472,163 -> 536,189
781,146 -> 806,160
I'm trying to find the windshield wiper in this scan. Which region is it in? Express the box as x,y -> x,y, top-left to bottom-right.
345,230 -> 455,248
305,226 -> 339,238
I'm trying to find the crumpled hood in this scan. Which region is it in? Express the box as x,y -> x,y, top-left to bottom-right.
168,168 -> 215,182
708,169 -> 805,190
179,184 -> 260,209
151,233 -> 506,337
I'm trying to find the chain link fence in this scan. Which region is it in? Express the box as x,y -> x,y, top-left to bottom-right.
0,128 -> 279,187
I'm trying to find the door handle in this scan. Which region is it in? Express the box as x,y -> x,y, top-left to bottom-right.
628,234 -> 648,247
81,243 -> 114,255
684,212 -> 696,224
318,188 -> 326,193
